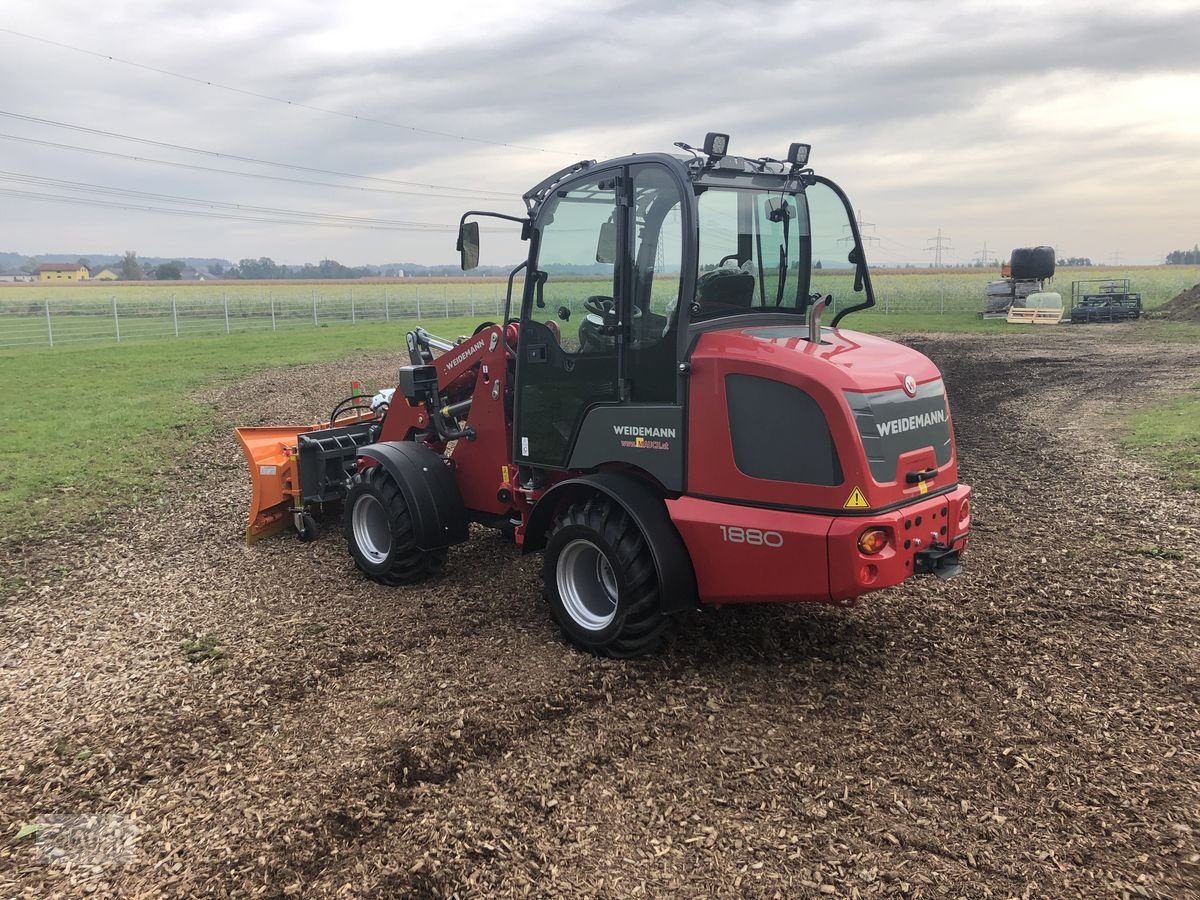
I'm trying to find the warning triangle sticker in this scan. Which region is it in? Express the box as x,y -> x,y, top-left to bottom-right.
843,487 -> 869,509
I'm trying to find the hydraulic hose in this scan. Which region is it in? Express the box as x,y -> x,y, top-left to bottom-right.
329,395 -> 371,427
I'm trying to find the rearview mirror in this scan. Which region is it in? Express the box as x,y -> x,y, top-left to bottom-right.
458,221 -> 480,271
766,197 -> 795,222
595,221 -> 617,264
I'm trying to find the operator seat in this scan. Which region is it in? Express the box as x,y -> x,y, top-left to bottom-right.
695,265 -> 755,317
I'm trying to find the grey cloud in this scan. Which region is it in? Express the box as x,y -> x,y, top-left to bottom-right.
0,0 -> 1195,264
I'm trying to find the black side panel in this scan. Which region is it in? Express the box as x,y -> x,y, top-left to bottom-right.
845,380 -> 952,484
297,422 -> 379,503
358,442 -> 469,550
567,405 -> 684,492
523,473 -> 698,614
725,375 -> 843,486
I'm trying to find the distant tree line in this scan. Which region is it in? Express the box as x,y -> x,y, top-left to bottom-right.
218,257 -> 387,279
1165,246 -> 1200,265
1056,257 -> 1093,266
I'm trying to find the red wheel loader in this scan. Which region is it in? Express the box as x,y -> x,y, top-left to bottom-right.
236,135 -> 972,657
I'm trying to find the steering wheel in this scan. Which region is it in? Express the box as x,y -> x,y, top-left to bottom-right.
583,295 -> 615,324
582,295 -> 642,330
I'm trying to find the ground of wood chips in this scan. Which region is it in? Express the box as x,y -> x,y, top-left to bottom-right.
1,328 -> 1198,898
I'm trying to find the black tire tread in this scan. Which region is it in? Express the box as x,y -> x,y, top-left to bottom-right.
345,465 -> 447,586
544,495 -> 669,658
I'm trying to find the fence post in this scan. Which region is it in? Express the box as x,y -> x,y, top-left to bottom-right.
172,293 -> 179,336
416,287 -> 421,320
312,288 -> 318,326
270,290 -> 276,331
351,286 -> 356,324
470,284 -> 475,316
939,275 -> 945,314
384,287 -> 390,321
112,295 -> 120,342
224,292 -> 230,334
444,284 -> 449,318
44,298 -> 53,348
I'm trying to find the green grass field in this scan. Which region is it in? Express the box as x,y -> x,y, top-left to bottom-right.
0,264 -> 1195,335
1124,385 -> 1200,492
2,284 -> 1197,541
0,318 -> 481,540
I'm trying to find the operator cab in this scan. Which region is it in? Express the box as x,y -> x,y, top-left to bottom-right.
457,134 -> 877,477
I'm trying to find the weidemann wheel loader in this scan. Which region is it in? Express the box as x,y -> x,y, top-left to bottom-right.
237,134 -> 972,657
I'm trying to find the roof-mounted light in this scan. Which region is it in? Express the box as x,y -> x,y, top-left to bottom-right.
787,142 -> 811,167
703,132 -> 729,159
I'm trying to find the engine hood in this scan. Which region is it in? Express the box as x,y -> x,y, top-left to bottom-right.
712,325 -> 943,394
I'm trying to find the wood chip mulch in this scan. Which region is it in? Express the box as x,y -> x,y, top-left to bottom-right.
1,332 -> 1198,898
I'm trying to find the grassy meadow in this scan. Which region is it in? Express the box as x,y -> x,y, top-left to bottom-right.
1,266 -> 1197,541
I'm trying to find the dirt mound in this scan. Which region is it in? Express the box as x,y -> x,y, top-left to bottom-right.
1160,283 -> 1200,320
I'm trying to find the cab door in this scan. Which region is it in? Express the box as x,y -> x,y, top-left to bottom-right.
514,171 -> 624,469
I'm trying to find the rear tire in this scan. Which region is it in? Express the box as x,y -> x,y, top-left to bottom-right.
543,495 -> 669,658
344,465 -> 447,585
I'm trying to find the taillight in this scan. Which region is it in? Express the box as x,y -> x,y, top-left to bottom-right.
959,498 -> 971,523
858,528 -> 889,555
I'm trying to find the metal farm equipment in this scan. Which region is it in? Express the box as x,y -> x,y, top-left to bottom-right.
237,135 -> 973,657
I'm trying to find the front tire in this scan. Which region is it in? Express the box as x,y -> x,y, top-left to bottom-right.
344,465 -> 447,585
543,496 -> 668,658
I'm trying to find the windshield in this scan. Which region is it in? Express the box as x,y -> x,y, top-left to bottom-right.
693,181 -> 866,322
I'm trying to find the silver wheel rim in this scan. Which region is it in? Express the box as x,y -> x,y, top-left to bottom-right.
352,494 -> 392,564
556,539 -> 618,632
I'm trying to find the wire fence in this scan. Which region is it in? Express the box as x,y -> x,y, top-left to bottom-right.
0,285 -> 513,349
2,270 -> 1189,350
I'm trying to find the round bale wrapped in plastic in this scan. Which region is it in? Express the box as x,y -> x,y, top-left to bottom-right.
1009,246 -> 1056,280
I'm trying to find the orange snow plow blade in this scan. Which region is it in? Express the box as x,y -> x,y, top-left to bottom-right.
235,425 -> 313,544
236,407 -> 378,543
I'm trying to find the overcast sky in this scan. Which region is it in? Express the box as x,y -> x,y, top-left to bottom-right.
1,0 -> 1197,267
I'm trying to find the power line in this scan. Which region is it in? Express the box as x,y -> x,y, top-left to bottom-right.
973,240 -> 997,267
925,228 -> 953,267
0,27 -> 578,157
0,109 -> 518,197
0,186 -> 458,231
0,132 -> 521,202
0,170 -> 452,228
840,208 -> 880,246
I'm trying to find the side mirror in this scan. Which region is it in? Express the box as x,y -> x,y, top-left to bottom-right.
595,221 -> 617,264
457,221 -> 480,271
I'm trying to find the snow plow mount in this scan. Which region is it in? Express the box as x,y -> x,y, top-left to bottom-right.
235,413 -> 379,543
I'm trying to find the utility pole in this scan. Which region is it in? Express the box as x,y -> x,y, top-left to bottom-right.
973,241 -> 997,267
1110,250 -> 1122,266
925,228 -> 953,267
840,208 -> 880,246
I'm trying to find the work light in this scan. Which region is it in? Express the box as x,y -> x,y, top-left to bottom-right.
703,132 -> 729,159
787,143 -> 811,167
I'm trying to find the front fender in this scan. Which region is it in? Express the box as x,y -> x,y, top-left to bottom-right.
358,442 -> 469,551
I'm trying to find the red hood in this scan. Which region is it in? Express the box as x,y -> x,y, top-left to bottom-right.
696,325 -> 943,394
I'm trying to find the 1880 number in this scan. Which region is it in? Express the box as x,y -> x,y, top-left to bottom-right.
719,526 -> 784,547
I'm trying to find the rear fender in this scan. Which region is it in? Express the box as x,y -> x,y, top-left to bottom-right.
358,442 -> 469,551
524,472 -> 698,614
